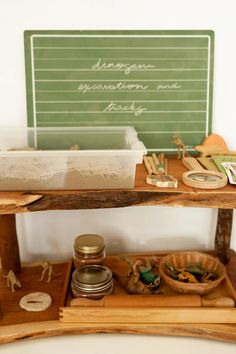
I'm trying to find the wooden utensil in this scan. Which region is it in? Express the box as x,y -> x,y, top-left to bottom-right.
70,294 -> 235,308
182,157 -> 205,171
197,157 -> 219,171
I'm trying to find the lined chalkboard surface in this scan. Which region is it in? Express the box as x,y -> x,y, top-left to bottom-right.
24,30 -> 214,152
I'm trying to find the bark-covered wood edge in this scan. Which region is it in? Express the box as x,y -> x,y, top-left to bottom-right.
0,215 -> 21,274
1,190 -> 236,214
215,209 -> 233,263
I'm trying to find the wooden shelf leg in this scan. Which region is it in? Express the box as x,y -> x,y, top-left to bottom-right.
0,214 -> 21,274
214,208 -> 233,264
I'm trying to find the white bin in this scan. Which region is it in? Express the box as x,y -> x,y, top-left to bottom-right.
0,126 -> 146,190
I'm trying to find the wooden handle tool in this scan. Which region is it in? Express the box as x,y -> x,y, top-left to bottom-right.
70,294 -> 235,308
147,156 -> 159,175
143,156 -> 153,175
182,157 -> 205,171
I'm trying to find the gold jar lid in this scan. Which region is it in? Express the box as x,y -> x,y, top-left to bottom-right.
74,234 -> 105,254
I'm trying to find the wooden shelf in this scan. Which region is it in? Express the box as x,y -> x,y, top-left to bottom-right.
1,158 -> 236,343
0,254 -> 236,344
1,159 -> 236,215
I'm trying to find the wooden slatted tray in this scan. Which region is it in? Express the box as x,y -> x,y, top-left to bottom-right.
60,253 -> 236,324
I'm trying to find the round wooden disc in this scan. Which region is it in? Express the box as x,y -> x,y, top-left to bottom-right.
182,170 -> 228,189
19,292 -> 52,312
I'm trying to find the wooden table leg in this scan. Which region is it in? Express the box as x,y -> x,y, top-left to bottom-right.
0,214 -> 21,274
214,208 -> 233,264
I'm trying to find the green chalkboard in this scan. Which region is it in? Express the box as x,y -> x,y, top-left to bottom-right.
24,30 -> 214,152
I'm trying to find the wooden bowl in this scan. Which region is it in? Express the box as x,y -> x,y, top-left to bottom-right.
159,251 -> 226,295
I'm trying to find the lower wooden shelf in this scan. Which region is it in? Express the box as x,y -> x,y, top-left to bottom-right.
1,320 -> 236,344
1,252 -> 236,344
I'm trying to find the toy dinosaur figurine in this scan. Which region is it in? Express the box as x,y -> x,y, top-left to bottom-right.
172,135 -> 189,159
195,133 -> 236,157
195,145 -> 236,157
4,270 -> 22,292
39,261 -> 53,283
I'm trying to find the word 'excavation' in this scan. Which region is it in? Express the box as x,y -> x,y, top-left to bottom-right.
77,82 -> 148,93
103,102 -> 147,117
92,58 -> 155,75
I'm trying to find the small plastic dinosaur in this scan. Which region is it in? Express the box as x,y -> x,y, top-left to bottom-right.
4,270 -> 22,292
172,135 -> 189,159
39,261 -> 53,283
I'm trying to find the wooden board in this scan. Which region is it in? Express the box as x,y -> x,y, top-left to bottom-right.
24,30 -> 214,152
60,307 -> 236,324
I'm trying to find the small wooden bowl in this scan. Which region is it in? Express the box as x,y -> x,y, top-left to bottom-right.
159,251 -> 226,295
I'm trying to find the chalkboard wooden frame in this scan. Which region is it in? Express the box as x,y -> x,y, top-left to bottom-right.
24,30 -> 214,152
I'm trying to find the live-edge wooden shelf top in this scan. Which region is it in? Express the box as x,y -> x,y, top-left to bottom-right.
1,158 -> 236,215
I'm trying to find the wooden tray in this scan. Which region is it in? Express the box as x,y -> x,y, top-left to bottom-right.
0,260 -> 72,326
60,253 -> 236,324
1,254 -> 236,344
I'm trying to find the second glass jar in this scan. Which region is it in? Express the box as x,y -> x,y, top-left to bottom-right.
73,234 -> 106,268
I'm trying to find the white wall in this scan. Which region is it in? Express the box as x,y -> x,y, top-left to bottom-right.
1,0 -> 236,352
1,335 -> 236,354
0,0 -> 236,260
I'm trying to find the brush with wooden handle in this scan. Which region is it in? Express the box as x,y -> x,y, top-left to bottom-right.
70,294 -> 235,308
182,157 -> 206,171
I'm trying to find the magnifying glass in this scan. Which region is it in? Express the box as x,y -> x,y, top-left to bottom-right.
182,170 -> 227,189
182,158 -> 228,189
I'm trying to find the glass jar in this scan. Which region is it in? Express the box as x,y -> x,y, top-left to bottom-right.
73,234 -> 106,269
71,265 -> 113,299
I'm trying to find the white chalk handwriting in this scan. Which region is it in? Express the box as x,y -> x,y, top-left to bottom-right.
92,58 -> 155,75
77,82 -> 148,93
156,82 -> 181,90
103,102 -> 147,117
